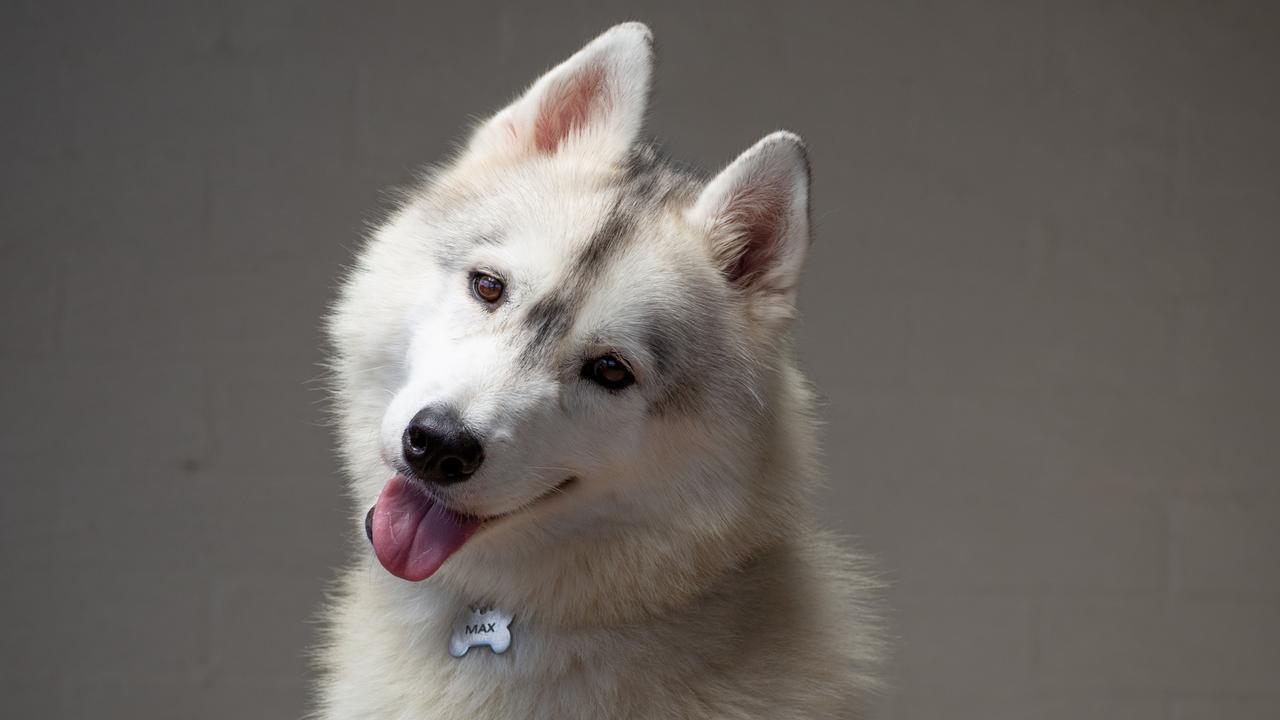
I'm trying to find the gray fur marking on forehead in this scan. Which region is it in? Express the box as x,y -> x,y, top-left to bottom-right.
517,145 -> 732,416
518,199 -> 636,367
623,144 -> 702,208
516,145 -> 701,368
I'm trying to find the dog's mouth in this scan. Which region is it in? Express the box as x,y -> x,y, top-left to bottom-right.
365,474 -> 575,582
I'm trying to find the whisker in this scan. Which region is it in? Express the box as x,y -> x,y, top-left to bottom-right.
529,465 -> 576,474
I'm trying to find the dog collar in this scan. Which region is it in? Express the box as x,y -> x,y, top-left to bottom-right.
449,603 -> 513,657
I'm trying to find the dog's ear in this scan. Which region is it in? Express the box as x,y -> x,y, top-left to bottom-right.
690,132 -> 811,318
463,23 -> 653,164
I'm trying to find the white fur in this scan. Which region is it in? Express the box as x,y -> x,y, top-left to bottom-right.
691,131 -> 811,314
316,22 -> 883,720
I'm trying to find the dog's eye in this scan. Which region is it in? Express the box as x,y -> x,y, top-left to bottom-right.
583,354 -> 635,390
471,273 -> 505,304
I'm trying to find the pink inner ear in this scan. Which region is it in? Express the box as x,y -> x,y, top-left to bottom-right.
534,63 -> 608,153
724,184 -> 787,286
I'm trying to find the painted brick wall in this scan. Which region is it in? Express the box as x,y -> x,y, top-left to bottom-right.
2,2 -> 1277,718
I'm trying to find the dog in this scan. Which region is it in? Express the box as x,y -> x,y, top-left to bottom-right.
316,22 -> 882,719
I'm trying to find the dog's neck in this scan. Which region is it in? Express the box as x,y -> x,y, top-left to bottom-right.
367,526 -> 806,663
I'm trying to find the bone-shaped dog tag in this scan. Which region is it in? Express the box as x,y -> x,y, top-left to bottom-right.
449,604 -> 513,657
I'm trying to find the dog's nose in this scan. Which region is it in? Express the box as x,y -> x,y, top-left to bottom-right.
401,406 -> 484,484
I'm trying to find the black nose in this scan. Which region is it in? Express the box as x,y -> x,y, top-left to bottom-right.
401,406 -> 485,484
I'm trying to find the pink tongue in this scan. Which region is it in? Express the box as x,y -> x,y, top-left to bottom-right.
371,475 -> 481,581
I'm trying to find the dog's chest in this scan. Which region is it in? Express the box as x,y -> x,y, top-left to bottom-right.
330,612 -> 702,720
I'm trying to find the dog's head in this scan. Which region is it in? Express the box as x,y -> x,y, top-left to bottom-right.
329,23 -> 816,619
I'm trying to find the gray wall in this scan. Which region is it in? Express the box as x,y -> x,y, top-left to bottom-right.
3,1 -> 1278,718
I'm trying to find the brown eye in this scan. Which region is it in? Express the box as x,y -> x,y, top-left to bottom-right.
584,355 -> 634,390
471,273 -> 505,304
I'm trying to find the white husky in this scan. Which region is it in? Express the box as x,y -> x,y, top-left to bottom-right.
317,22 -> 882,720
